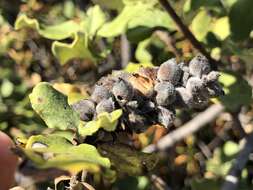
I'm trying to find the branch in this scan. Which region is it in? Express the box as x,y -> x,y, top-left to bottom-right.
143,104 -> 225,153
221,132 -> 253,190
158,0 -> 217,70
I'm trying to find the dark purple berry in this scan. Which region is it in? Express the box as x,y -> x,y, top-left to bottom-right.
189,54 -> 211,77
112,78 -> 134,104
72,99 -> 95,121
96,98 -> 115,114
91,85 -> 111,103
154,82 -> 176,106
157,58 -> 182,85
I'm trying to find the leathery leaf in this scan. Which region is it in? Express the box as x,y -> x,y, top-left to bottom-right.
29,82 -> 80,130
15,14 -> 80,40
98,143 -> 158,175
21,134 -> 111,174
78,109 -> 123,137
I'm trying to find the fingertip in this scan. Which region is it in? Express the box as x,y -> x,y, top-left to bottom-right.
0,131 -> 18,190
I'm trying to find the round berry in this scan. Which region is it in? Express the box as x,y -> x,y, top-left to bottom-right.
186,77 -> 205,95
157,58 -> 182,85
127,111 -> 149,133
72,99 -> 95,121
154,82 -> 176,106
189,54 -> 211,77
112,78 -> 134,104
175,87 -> 193,108
91,85 -> 111,103
96,98 -> 115,114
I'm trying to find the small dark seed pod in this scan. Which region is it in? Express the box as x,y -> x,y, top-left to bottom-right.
71,99 -> 95,121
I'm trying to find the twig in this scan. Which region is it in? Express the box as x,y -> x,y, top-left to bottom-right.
120,34 -> 131,68
231,111 -> 246,138
221,132 -> 253,190
150,174 -> 172,190
207,121 -> 232,150
154,30 -> 182,59
197,141 -> 212,159
143,104 -> 225,153
158,0 -> 217,70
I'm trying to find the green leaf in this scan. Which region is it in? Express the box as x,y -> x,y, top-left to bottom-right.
98,4 -> 147,37
63,0 -> 75,19
123,0 -> 157,6
1,79 -> 14,97
127,8 -> 175,42
98,143 -> 158,175
78,109 -> 122,137
127,8 -> 175,30
191,178 -> 221,190
135,38 -> 152,63
21,134 -> 110,173
221,0 -> 238,9
29,82 -> 80,130
206,141 -> 239,177
93,0 -> 124,11
15,15 -> 80,40
52,33 -> 96,65
211,17 -> 230,40
217,71 -> 252,111
187,0 -> 220,11
98,3 -> 174,39
191,9 -> 212,41
113,176 -> 150,190
124,62 -> 154,73
82,5 -> 107,39
229,0 -> 253,40
223,141 -> 239,156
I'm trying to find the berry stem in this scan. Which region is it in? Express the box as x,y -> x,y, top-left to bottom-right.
158,0 -> 217,70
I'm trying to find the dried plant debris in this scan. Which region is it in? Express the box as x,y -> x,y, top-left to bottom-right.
72,55 -> 224,133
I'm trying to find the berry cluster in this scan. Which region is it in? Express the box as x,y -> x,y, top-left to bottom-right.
72,55 -> 224,133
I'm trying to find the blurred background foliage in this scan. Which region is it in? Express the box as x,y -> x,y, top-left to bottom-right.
1,0 -> 253,189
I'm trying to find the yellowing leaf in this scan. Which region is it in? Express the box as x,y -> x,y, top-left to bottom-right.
97,3 -> 174,40
98,4 -> 147,37
191,9 -> 212,41
52,83 -> 89,104
218,71 -> 252,111
212,17 -> 230,40
78,109 -> 123,137
20,135 -> 110,174
135,38 -> 152,63
15,15 -> 80,40
125,62 -> 154,73
82,5 -> 107,38
52,33 -> 96,65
